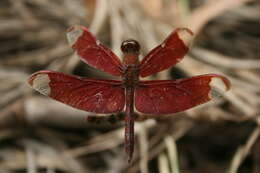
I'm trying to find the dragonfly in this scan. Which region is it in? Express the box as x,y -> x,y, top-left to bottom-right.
28,25 -> 231,162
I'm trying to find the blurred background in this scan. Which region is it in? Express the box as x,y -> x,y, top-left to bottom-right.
0,0 -> 260,172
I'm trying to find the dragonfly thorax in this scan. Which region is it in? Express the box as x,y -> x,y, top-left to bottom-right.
121,39 -> 140,66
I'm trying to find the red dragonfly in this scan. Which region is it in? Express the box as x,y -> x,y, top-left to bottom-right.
28,25 -> 230,162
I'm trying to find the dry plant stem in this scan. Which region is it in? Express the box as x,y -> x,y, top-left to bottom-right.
0,19 -> 25,36
22,139 -> 88,173
139,20 -> 158,51
121,0 -> 139,30
137,0 -> 162,19
84,0 -> 96,22
0,95 -> 98,128
233,4 -> 260,20
137,124 -> 148,173
165,136 -> 180,173
24,97 -> 88,128
121,0 -> 144,42
67,131 -> 124,156
233,88 -> 260,107
149,120 -> 193,158
61,55 -> 80,73
129,122 -> 172,166
109,0 -> 124,56
0,129 -> 24,141
177,0 -> 190,23
10,0 -> 39,28
148,124 -> 170,150
128,120 -> 193,173
47,56 -> 72,72
225,92 -> 256,117
25,145 -> 37,173
158,153 -> 170,173
2,43 -> 70,66
29,0 -> 74,22
236,70 -> 260,86
47,167 -> 55,173
193,107 -> 243,122
0,99 -> 26,128
66,120 -> 156,157
21,28 -> 61,44
0,69 -> 27,84
0,150 -> 31,170
192,48 -> 260,69
230,77 -> 260,93
228,127 -> 260,173
0,139 -> 87,173
0,85 -> 28,108
187,0 -> 254,34
89,0 -> 108,34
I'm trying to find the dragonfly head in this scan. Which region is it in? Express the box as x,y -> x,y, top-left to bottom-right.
121,39 -> 140,65
121,39 -> 140,54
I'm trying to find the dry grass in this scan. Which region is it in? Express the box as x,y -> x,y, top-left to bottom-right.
0,0 -> 260,173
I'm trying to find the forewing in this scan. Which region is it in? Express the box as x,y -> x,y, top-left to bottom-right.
135,74 -> 230,114
67,25 -> 124,76
139,28 -> 193,77
28,71 -> 125,114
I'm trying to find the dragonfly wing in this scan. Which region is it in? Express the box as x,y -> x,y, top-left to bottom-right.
67,25 -> 124,76
28,71 -> 125,114
139,28 -> 193,77
135,74 -> 230,114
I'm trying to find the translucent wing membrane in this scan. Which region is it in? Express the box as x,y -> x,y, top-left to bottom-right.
28,71 -> 125,114
67,25 -> 124,76
139,28 -> 193,77
135,74 -> 230,114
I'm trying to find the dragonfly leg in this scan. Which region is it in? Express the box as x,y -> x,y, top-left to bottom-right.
86,113 -> 125,124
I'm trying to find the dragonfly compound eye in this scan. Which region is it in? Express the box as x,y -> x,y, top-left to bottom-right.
121,39 -> 140,54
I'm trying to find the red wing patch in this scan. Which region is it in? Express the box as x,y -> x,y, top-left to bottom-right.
139,28 -> 193,77
67,25 -> 124,76
135,74 -> 230,114
28,70 -> 125,114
